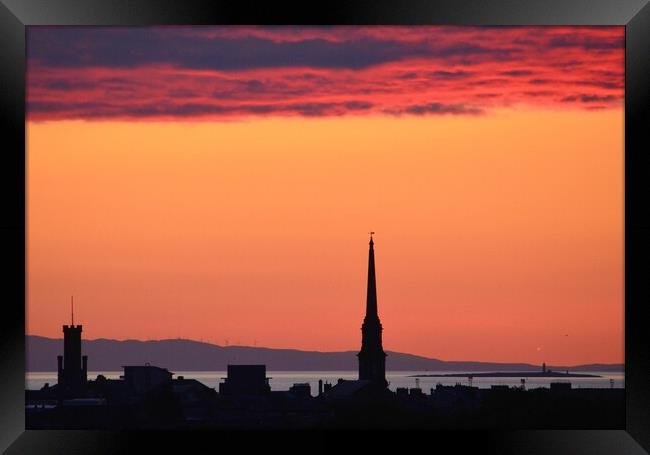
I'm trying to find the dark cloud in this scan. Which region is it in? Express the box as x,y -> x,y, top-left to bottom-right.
41,80 -> 96,91
560,94 -> 618,103
522,90 -> 558,97
500,70 -> 534,77
27,29 -> 437,71
289,101 -> 373,116
28,101 -> 117,115
342,101 -> 373,110
512,38 -> 537,46
548,36 -> 624,51
429,70 -> 475,79
283,73 -> 333,84
388,102 -> 484,116
168,89 -> 198,99
434,43 -> 519,60
577,80 -> 623,90
29,29 -> 426,70
27,28 -> 524,72
550,60 -> 584,69
468,78 -> 510,86
27,99 -> 374,119
398,72 -> 419,80
33,76 -> 148,96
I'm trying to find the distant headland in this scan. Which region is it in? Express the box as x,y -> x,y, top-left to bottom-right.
409,371 -> 601,378
26,335 -> 623,373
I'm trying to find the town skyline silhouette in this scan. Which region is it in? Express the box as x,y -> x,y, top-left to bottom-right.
25,235 -> 624,429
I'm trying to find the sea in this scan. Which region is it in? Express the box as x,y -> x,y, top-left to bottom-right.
26,370 -> 624,392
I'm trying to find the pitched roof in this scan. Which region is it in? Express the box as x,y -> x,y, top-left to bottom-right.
323,380 -> 373,399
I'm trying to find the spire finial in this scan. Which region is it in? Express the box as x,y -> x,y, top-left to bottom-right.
369,231 -> 375,244
71,295 -> 74,326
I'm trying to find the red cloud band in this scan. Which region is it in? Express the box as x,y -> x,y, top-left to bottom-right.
27,26 -> 624,121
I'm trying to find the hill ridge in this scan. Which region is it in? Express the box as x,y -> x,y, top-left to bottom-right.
26,335 -> 623,373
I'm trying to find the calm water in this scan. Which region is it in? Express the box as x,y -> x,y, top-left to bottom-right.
26,370 -> 624,392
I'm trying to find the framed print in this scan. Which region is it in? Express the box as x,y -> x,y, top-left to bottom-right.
1,0 -> 649,453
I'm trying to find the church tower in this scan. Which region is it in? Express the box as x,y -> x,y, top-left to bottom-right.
357,233 -> 387,387
57,297 -> 88,397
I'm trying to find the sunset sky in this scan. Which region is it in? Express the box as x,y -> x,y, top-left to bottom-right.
26,26 -> 624,365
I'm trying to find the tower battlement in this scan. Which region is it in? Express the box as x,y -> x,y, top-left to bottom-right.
63,325 -> 83,331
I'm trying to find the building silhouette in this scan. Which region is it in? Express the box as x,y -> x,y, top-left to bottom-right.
219,365 -> 271,395
122,365 -> 173,395
357,233 -> 388,387
56,301 -> 87,398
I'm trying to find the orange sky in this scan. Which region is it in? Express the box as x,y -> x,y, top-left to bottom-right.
26,107 -> 623,365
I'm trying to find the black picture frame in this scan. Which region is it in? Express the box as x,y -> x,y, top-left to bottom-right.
1,0 -> 649,453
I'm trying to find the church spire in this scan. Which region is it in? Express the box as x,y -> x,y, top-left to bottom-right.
365,232 -> 378,321
358,232 -> 387,387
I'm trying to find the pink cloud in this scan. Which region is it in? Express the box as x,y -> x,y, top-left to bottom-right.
27,26 -> 624,121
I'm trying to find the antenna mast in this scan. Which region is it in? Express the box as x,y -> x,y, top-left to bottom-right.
71,295 -> 74,326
